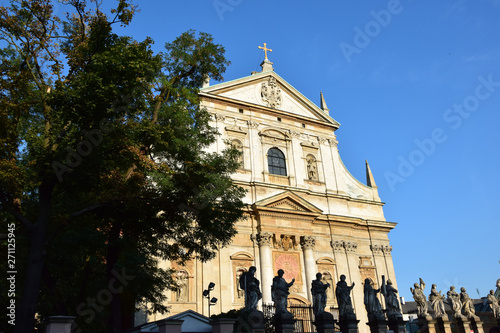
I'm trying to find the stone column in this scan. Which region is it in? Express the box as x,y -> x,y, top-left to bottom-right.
301,236 -> 316,301
45,316 -> 76,333
257,232 -> 274,304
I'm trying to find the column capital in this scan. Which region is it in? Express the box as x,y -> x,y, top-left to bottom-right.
331,240 -> 344,252
300,236 -> 316,250
343,241 -> 357,253
370,244 -> 383,255
257,232 -> 273,247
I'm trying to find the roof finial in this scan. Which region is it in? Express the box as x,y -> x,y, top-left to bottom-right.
258,43 -> 272,61
365,160 -> 378,188
320,92 -> 330,114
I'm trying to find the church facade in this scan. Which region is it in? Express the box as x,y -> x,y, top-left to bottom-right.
158,49 -> 399,332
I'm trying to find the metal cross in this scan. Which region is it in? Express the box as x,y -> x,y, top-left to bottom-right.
258,43 -> 272,61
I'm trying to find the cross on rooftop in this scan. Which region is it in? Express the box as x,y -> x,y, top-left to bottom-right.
258,43 -> 272,61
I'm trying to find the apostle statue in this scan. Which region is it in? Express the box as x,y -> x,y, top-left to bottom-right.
336,274 -> 356,319
410,278 -> 428,318
460,287 -> 477,319
363,278 -> 383,319
381,275 -> 402,318
487,289 -> 500,319
311,273 -> 330,316
271,269 -> 295,315
447,286 -> 462,317
239,266 -> 262,310
429,284 -> 446,318
495,279 -> 500,299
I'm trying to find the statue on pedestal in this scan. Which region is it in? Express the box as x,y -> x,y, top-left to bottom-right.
487,289 -> 500,319
447,286 -> 462,317
363,278 -> 383,319
311,273 -> 330,316
336,274 -> 355,318
429,284 -> 446,318
381,275 -> 402,318
495,279 -> 500,299
240,266 -> 262,311
410,278 -> 428,318
272,269 -> 295,315
460,287 -> 477,319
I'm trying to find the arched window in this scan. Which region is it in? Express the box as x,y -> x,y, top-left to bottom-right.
268,148 -> 287,176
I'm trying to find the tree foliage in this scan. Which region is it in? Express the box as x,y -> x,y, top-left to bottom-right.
0,1 -> 245,332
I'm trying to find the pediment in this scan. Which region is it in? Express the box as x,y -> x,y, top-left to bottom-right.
253,191 -> 323,214
201,71 -> 339,128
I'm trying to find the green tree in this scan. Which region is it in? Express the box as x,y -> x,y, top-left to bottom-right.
0,1 -> 245,332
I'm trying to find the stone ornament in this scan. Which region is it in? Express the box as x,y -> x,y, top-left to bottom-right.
246,120 -> 259,129
381,275 -> 402,318
261,77 -> 282,109
240,266 -> 262,311
271,269 -> 295,315
336,274 -> 356,319
257,232 -> 273,247
300,236 -> 316,250
331,240 -> 343,252
311,273 -> 330,316
410,278 -> 429,318
306,155 -> 318,181
370,244 -> 383,255
429,284 -> 446,318
215,114 -> 226,122
343,241 -> 358,253
447,286 -> 462,318
175,270 -> 189,302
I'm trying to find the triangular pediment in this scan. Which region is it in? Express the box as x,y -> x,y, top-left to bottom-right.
201,71 -> 340,128
253,191 -> 323,214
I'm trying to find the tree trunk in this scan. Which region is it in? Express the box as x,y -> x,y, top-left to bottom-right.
107,221 -> 122,333
15,181 -> 53,333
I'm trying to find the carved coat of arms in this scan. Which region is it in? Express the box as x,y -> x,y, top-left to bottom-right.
260,77 -> 282,109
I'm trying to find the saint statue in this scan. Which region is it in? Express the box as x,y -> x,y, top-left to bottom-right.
487,289 -> 500,319
311,273 -> 330,316
336,274 -> 355,319
381,275 -> 402,318
239,266 -> 262,310
271,269 -> 295,315
363,278 -> 383,319
428,284 -> 446,318
410,278 -> 428,318
460,287 -> 476,319
495,279 -> 500,299
447,286 -> 462,317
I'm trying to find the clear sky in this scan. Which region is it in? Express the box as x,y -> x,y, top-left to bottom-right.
56,0 -> 499,301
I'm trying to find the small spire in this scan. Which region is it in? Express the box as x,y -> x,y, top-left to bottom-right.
320,92 -> 329,114
365,160 -> 377,188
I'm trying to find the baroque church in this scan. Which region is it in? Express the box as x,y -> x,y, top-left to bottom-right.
156,44 -> 399,332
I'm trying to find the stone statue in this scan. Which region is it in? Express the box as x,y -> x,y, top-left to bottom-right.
410,278 -> 428,317
447,286 -> 462,317
429,284 -> 446,318
495,279 -> 500,299
311,273 -> 330,316
460,287 -> 476,319
487,289 -> 500,318
271,269 -> 295,315
336,274 -> 355,318
306,155 -> 318,181
239,266 -> 262,310
175,270 -> 189,302
381,275 -> 401,317
363,278 -> 383,319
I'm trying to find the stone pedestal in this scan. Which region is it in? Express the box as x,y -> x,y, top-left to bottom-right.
314,312 -> 337,333
339,314 -> 360,333
455,316 -> 472,333
367,314 -> 388,333
436,316 -> 452,333
212,318 -> 237,333
45,316 -> 76,333
417,316 -> 438,333
274,312 -> 296,333
241,309 -> 266,333
157,319 -> 183,333
469,317 -> 485,333
387,315 -> 407,333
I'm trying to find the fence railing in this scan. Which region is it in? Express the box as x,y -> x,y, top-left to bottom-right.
262,303 -> 338,333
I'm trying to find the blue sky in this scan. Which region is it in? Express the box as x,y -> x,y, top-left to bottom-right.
58,0 -> 499,301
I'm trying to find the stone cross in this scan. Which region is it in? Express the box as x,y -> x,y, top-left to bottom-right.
258,43 -> 272,60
